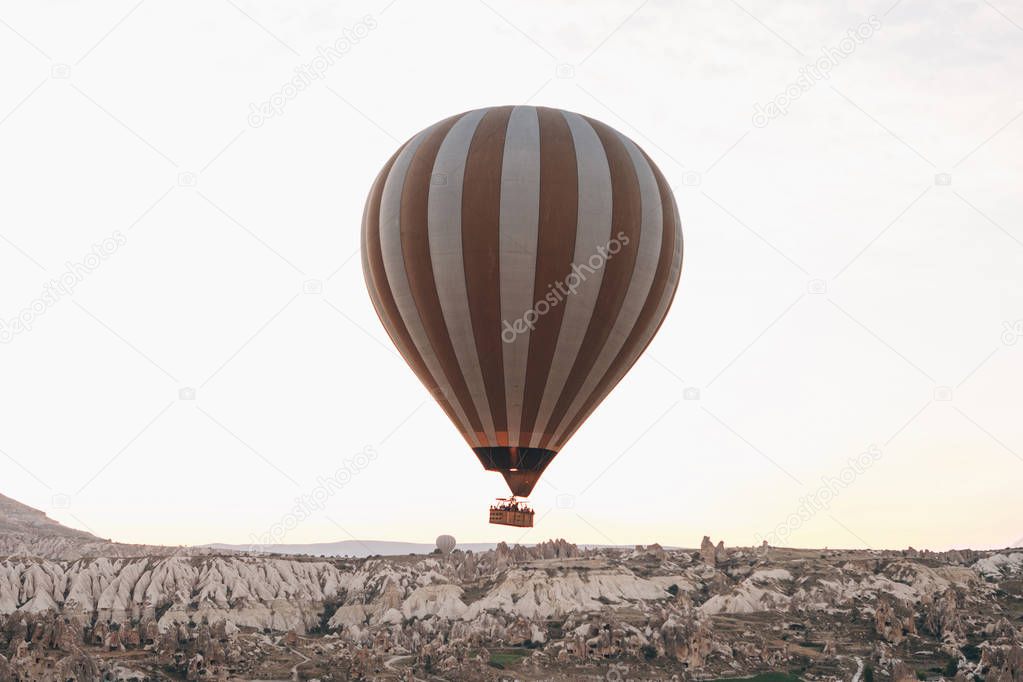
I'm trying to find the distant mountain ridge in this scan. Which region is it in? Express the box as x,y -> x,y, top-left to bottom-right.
205,539 -> 503,557
0,492 -> 542,560
0,491 -> 556,560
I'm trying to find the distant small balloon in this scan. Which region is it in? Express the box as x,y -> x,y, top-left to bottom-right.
436,535 -> 456,555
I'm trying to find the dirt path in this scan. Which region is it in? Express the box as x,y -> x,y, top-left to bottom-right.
851,656 -> 865,682
383,654 -> 447,682
288,645 -> 311,681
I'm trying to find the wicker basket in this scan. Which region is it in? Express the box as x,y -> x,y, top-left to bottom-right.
488,507 -> 534,528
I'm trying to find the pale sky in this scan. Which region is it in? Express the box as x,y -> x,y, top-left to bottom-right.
1,0 -> 1021,551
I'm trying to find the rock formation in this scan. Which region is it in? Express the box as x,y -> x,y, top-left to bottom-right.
700,535 -> 716,565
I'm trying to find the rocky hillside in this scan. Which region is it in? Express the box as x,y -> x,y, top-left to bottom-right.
1,538 -> 1022,680
0,493 -> 102,557
0,493 -> 210,561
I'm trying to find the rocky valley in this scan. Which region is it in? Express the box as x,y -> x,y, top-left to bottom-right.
1,494 -> 1022,681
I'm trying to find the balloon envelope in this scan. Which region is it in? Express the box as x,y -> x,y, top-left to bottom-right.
362,105 -> 682,497
436,535 -> 456,554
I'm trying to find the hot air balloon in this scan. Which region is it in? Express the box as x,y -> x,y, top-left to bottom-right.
435,534 -> 456,555
361,106 -> 683,527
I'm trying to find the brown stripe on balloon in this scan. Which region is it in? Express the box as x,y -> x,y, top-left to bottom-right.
363,143 -> 468,443
518,106 -> 579,445
548,148 -> 680,451
538,117 -> 644,449
399,114 -> 487,441
461,106 -> 513,441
